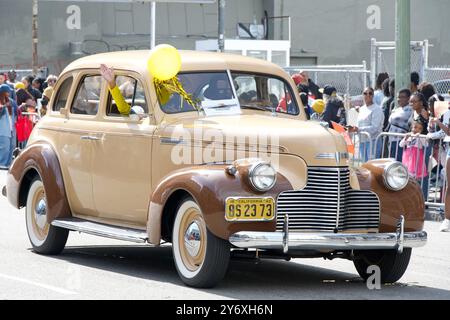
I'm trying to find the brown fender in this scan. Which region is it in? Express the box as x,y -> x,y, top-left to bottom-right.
147,163 -> 292,245
356,159 -> 425,233
6,143 -> 71,223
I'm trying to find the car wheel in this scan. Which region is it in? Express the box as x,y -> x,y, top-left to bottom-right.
172,196 -> 230,288
353,248 -> 412,284
25,176 -> 69,255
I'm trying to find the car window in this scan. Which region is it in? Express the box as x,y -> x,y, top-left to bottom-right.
52,76 -> 73,112
71,75 -> 102,115
159,72 -> 234,114
232,73 -> 299,115
107,75 -> 148,116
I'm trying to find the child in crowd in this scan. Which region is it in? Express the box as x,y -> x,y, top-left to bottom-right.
400,120 -> 429,198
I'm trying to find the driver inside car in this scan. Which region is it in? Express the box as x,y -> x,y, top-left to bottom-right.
203,76 -> 233,101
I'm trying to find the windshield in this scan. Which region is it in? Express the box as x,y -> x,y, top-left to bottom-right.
159,71 -> 299,116
159,72 -> 235,114
232,72 -> 299,115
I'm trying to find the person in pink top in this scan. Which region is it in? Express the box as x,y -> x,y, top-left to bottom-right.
399,120 -> 429,197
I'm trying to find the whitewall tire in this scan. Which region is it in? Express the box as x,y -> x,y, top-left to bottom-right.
25,177 -> 68,255
172,197 -> 230,288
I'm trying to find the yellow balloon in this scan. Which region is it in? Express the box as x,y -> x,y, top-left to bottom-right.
312,99 -> 325,114
147,44 -> 181,81
15,82 -> 25,90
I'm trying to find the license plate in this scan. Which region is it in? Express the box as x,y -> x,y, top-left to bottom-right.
225,197 -> 275,221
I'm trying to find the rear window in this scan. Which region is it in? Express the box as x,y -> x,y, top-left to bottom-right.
52,76 -> 73,112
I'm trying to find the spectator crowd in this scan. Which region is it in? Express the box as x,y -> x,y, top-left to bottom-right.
0,70 -> 57,168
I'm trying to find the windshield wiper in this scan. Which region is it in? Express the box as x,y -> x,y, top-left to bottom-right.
206,103 -> 239,109
240,104 -> 273,111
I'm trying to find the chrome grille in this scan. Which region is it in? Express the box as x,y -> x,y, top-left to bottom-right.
276,167 -> 380,232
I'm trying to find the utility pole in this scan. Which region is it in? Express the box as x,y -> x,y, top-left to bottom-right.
150,1 -> 156,49
218,0 -> 225,52
32,0 -> 39,75
395,0 -> 410,94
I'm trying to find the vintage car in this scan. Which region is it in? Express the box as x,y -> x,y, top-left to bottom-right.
4,50 -> 427,288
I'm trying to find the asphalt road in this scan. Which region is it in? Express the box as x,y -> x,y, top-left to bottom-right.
0,170 -> 449,300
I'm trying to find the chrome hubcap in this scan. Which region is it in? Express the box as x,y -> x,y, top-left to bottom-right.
184,222 -> 201,257
34,198 -> 47,229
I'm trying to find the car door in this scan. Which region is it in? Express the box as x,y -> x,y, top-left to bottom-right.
90,73 -> 154,227
60,73 -> 105,217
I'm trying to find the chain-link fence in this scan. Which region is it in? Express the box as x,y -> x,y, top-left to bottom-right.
370,39 -> 427,86
424,66 -> 450,98
284,64 -> 370,98
370,38 -> 450,99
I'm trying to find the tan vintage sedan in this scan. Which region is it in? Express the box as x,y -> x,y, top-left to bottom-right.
5,50 -> 427,288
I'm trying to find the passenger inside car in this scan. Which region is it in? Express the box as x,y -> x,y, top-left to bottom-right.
100,64 -> 131,116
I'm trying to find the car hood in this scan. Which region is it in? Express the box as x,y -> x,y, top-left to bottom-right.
158,114 -> 349,167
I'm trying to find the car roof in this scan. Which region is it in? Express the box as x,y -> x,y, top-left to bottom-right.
62,50 -> 289,80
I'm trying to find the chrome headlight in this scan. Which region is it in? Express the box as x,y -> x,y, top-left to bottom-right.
383,162 -> 409,191
249,162 -> 277,192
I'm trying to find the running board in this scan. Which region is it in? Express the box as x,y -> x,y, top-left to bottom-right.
51,218 -> 148,243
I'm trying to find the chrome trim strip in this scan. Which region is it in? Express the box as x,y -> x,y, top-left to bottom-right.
336,168 -> 341,231
397,215 -> 405,253
315,153 -> 349,160
283,214 -> 289,254
229,230 -> 427,251
160,137 -> 186,145
51,218 -> 148,243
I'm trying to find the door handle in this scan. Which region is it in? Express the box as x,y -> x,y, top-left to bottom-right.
80,135 -> 101,141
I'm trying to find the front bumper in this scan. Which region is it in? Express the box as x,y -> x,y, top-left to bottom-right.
229,216 -> 427,253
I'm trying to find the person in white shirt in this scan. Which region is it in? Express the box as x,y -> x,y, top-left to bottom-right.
348,87 -> 384,162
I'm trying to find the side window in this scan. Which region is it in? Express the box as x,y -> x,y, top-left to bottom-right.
107,75 -> 148,116
52,76 -> 73,112
71,75 -> 102,115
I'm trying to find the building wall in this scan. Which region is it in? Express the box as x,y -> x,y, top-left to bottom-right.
0,0 -> 267,73
274,0 -> 450,67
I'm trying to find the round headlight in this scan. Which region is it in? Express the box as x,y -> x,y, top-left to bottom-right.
249,162 -> 277,192
383,162 -> 409,191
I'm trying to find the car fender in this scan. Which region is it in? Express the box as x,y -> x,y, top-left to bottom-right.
356,159 -> 425,233
147,164 -> 292,245
6,143 -> 71,223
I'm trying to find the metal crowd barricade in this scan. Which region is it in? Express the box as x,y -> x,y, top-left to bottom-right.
373,132 -> 446,212
348,131 -> 372,168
